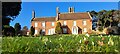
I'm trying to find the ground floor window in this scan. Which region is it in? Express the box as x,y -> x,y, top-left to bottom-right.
72,26 -> 78,34
83,28 -> 87,32
63,28 -> 67,33
48,28 -> 55,35
41,29 -> 45,35
35,30 -> 38,34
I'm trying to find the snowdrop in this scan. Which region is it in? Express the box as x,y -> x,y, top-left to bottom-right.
86,33 -> 90,37
42,37 -> 48,42
59,37 -> 63,40
92,41 -> 94,45
108,37 -> 114,46
77,48 -> 81,52
100,35 -> 103,37
44,42 -> 47,45
84,37 -> 86,41
98,36 -> 101,38
79,40 -> 82,43
115,49 -> 119,52
108,35 -> 110,37
49,40 -> 51,42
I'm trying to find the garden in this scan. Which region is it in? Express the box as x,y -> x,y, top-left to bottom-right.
2,34 -> 120,53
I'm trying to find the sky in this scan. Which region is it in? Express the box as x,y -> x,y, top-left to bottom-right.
21,0 -> 120,2
10,2 -> 118,29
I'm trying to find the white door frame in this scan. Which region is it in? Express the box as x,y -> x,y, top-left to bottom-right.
72,26 -> 78,34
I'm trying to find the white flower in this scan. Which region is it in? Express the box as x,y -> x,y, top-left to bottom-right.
42,37 -> 48,42
86,33 -> 90,37
98,36 -> 101,38
44,42 -> 47,45
84,37 -> 86,41
77,48 -> 81,52
92,41 -> 94,45
110,40 -> 114,46
108,41 -> 110,44
49,40 -> 51,42
115,49 -> 119,52
79,40 -> 82,43
108,35 -> 110,37
59,37 -> 63,40
108,37 -> 114,46
100,35 -> 103,37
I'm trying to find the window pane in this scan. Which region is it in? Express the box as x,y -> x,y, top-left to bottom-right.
42,22 -> 45,27
52,22 -> 54,26
35,22 -> 38,27
73,21 -> 76,26
35,30 -> 37,34
63,28 -> 67,33
83,20 -> 86,25
63,21 -> 67,25
84,28 -> 87,32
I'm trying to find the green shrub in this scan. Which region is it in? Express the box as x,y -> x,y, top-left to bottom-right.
2,35 -> 119,52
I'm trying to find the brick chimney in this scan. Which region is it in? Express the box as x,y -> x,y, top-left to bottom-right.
32,10 -> 35,18
56,7 -> 60,21
68,7 -> 74,13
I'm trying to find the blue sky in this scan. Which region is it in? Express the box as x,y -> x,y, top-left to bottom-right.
22,0 -> 119,2
10,2 -> 118,29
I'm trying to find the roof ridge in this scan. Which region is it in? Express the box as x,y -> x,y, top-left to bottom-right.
35,16 -> 56,18
60,12 -> 88,14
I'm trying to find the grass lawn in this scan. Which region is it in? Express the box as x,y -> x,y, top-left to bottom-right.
2,34 -> 120,53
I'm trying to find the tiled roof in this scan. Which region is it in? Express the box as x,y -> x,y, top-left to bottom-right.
32,12 -> 91,21
59,12 -> 91,20
32,17 -> 56,21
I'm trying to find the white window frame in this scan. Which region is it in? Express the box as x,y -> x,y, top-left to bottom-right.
35,30 -> 38,34
83,28 -> 87,32
51,22 -> 54,26
42,22 -> 45,27
42,29 -> 45,32
35,22 -> 38,27
63,21 -> 67,25
73,21 -> 76,26
48,28 -> 55,35
83,20 -> 87,25
72,26 -> 78,34
51,28 -> 55,34
48,29 -> 51,35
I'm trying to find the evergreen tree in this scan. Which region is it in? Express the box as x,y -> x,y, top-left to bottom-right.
55,22 -> 62,34
21,26 -> 28,35
14,23 -> 21,35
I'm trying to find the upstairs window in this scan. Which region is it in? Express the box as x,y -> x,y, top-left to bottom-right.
83,28 -> 87,32
83,20 -> 86,25
35,22 -> 38,27
73,21 -> 76,26
42,22 -> 45,27
51,22 -> 54,26
63,21 -> 67,25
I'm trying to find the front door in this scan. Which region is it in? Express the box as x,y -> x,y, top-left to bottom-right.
72,26 -> 78,34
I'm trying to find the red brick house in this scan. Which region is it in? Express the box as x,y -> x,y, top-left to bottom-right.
31,7 -> 92,35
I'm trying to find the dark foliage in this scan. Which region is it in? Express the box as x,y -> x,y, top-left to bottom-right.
2,2 -> 22,26
14,23 -> 21,35
30,26 -> 35,36
21,26 -> 28,36
2,25 -> 15,36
